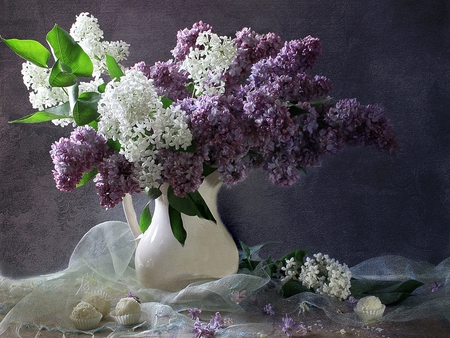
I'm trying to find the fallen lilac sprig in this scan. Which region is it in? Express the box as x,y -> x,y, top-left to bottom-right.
430,281 -> 443,293
263,303 -> 275,316
193,312 -> 223,338
126,291 -> 141,303
280,314 -> 307,337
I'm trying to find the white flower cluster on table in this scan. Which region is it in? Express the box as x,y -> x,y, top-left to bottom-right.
279,253 -> 352,300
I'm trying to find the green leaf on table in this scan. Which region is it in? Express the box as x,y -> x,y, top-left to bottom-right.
46,24 -> 93,77
139,202 -> 152,233
168,205 -> 187,246
73,92 -> 101,125
281,279 -> 312,298
278,249 -> 309,265
76,168 -> 98,188
239,241 -> 278,261
49,60 -> 77,87
2,37 -> 51,68
350,279 -> 424,305
9,101 -> 71,123
238,241 -> 279,271
106,54 -> 124,80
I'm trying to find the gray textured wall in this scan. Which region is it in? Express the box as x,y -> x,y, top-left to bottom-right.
1,0 -> 449,278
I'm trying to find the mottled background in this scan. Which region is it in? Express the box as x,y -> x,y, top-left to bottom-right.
1,0 -> 449,278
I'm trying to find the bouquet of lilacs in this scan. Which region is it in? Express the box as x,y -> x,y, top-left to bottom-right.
3,13 -> 397,244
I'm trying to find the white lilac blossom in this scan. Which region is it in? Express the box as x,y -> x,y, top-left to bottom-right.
21,62 -> 67,111
97,69 -> 193,190
180,30 -> 237,96
70,12 -> 129,78
280,257 -> 301,283
299,253 -> 352,300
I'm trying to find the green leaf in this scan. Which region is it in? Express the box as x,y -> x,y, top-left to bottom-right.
46,24 -> 93,77
139,203 -> 152,233
9,102 -> 71,123
167,186 -> 216,223
281,279 -> 312,298
76,168 -> 98,188
161,96 -> 173,109
278,249 -> 309,266
145,187 -> 162,200
187,190 -> 216,222
73,92 -> 101,125
202,164 -> 216,177
49,60 -> 77,87
309,97 -> 331,107
238,241 -> 279,272
107,139 -> 122,152
168,205 -> 187,246
350,279 -> 424,305
288,104 -> 311,116
97,83 -> 107,93
239,241 -> 278,262
2,37 -> 51,68
105,54 -> 124,80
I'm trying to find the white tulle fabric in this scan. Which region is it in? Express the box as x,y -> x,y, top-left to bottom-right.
1,221 -> 449,336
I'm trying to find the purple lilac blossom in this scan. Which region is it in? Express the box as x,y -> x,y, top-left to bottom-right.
171,21 -> 215,61
280,314 -> 307,337
326,98 -> 398,154
156,148 -> 204,197
430,282 -> 443,293
225,28 -> 283,93
133,60 -> 190,101
230,290 -> 247,304
193,312 -> 222,338
126,292 -> 141,303
50,126 -> 111,192
183,95 -> 251,186
94,153 -> 141,209
188,308 -> 202,320
263,303 -> 275,316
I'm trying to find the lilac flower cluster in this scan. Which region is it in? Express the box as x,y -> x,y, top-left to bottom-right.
224,28 -> 283,93
94,152 -> 140,209
50,126 -> 111,192
133,60 -> 190,101
192,312 -> 223,338
179,95 -> 251,185
171,21 -> 215,61
280,314 -> 307,337
50,126 -> 140,208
